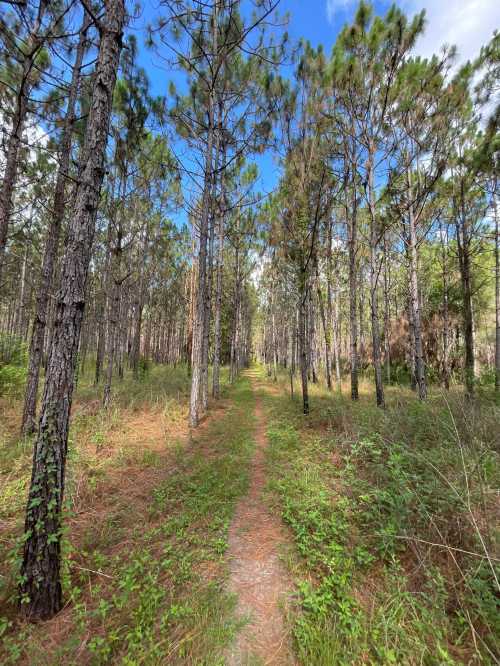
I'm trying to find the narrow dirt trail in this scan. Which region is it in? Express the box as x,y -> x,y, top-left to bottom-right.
226,371 -> 295,666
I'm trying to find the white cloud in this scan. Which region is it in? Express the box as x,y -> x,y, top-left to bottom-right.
325,0 -> 499,65
326,0 -> 355,23
405,0 -> 499,64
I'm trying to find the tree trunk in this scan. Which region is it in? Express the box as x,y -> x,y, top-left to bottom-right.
189,2 -> 218,427
494,192 -> 499,395
316,262 -> 332,390
0,1 -> 47,285
326,221 -> 341,389
439,221 -> 450,390
103,204 -> 123,408
383,231 -> 391,385
230,234 -> 241,383
367,145 -> 384,407
456,180 -> 475,398
212,143 -> 226,398
22,14 -> 89,435
408,191 -> 426,400
298,282 -> 309,414
95,225 -> 113,386
271,291 -> 278,381
20,0 -> 124,620
347,177 -> 359,400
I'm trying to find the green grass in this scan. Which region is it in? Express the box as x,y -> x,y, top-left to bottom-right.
0,366 -> 254,665
261,370 -> 500,665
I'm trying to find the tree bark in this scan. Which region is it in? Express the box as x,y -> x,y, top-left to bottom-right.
439,221 -> 450,390
19,0 -> 124,620
316,262 -> 332,390
212,148 -> 225,398
455,179 -> 475,398
407,187 -> 426,400
347,172 -> 359,400
22,14 -> 89,436
298,282 -> 309,415
383,231 -> 391,385
189,1 -> 218,427
367,144 -> 384,407
494,192 -> 499,394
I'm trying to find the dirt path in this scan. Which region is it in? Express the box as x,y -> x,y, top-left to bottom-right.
226,372 -> 294,665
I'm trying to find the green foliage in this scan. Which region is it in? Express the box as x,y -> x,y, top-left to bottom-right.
0,334 -> 27,397
0,368 -> 255,664
263,370 -> 499,664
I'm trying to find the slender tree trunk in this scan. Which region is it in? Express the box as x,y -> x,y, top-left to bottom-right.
383,231 -> 391,385
367,145 -> 384,408
456,181 -> 475,398
308,288 -> 317,384
408,191 -> 426,399
22,15 -> 89,435
132,275 -> 145,381
189,2 -> 218,427
271,291 -> 278,381
440,221 -> 450,390
212,142 -> 226,398
230,235 -> 241,383
408,296 -> 417,391
16,245 -> 29,338
20,0 -> 124,620
494,192 -> 499,395
201,209 -> 214,410
298,282 -> 309,414
95,224 -> 113,385
316,262 -> 332,390
0,1 -> 47,286
103,208 -> 123,408
326,221 -> 341,389
347,176 -> 359,400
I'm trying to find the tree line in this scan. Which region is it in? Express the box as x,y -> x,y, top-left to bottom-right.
0,0 -> 498,621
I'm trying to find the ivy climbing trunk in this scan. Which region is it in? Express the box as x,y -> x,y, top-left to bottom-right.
19,0 -> 124,620
21,13 -> 90,436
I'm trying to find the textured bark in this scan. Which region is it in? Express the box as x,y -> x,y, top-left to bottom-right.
408,191 -> 426,400
103,213 -> 123,408
20,0 -> 124,620
440,222 -> 450,390
494,194 -> 499,394
298,284 -> 309,415
367,145 -> 384,408
455,180 -> 476,398
230,231 -> 241,384
22,15 -> 89,436
347,173 -> 359,400
189,1 -> 217,427
131,233 -> 148,380
316,262 -> 332,390
383,232 -> 391,385
212,150 -> 226,398
326,221 -> 341,388
201,136 -> 220,410
407,297 -> 417,390
308,289 -> 317,384
271,291 -> 278,381
95,224 -> 113,385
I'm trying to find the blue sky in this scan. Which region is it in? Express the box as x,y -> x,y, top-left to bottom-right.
132,0 -> 499,225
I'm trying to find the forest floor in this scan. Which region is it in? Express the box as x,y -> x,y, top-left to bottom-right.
0,365 -> 499,665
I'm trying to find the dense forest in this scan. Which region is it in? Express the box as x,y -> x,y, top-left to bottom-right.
0,0 -> 498,663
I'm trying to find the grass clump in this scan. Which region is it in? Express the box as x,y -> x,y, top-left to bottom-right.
262,371 -> 499,665
0,367 -> 253,665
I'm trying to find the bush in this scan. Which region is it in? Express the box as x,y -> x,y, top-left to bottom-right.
0,334 -> 27,397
